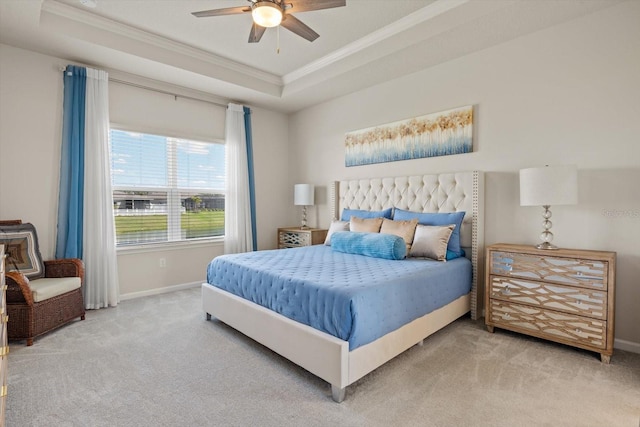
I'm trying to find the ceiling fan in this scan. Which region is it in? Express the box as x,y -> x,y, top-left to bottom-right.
192,0 -> 346,43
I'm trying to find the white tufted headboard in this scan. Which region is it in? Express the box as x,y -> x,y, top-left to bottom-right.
329,171 -> 485,320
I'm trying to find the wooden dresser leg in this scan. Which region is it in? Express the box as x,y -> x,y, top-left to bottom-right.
486,325 -> 494,333
601,354 -> 611,364
26,338 -> 33,346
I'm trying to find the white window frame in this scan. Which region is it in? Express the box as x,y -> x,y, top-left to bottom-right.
110,125 -> 225,251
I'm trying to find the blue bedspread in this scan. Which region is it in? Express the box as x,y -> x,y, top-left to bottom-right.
207,245 -> 471,350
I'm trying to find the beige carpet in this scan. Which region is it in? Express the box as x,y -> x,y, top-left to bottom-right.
6,288 -> 640,426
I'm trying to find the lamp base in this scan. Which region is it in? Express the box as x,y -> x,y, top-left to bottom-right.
535,242 -> 559,250
300,205 -> 309,230
534,205 -> 559,250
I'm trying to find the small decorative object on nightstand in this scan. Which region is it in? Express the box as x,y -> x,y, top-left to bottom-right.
278,227 -> 327,249
485,243 -> 615,363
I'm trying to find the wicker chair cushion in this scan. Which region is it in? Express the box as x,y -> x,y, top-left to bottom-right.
0,222 -> 44,279
28,277 -> 82,303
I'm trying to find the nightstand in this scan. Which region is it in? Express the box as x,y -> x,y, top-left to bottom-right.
485,243 -> 616,363
277,227 -> 328,249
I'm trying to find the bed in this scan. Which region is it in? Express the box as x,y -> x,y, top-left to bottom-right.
202,171 -> 484,402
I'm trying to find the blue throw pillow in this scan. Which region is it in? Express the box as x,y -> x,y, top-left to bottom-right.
341,208 -> 393,222
393,209 -> 466,259
331,231 -> 406,260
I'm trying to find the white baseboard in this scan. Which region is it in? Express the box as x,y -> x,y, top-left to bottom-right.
614,338 -> 640,354
120,281 -> 201,301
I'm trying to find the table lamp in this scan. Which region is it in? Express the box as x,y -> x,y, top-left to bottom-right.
294,184 -> 314,229
520,165 -> 578,250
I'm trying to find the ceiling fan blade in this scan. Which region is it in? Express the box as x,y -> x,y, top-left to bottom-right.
192,6 -> 250,18
280,14 -> 319,42
286,0 -> 346,13
248,23 -> 266,43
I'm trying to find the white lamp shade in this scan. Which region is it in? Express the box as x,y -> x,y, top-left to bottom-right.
520,165 -> 578,206
294,184 -> 315,206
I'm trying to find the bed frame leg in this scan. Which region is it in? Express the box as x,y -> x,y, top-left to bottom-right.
331,385 -> 346,403
205,313 -> 211,321
417,339 -> 424,347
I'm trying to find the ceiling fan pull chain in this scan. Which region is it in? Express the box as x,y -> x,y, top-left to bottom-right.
277,25 -> 280,54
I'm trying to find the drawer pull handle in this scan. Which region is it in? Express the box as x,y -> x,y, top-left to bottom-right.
575,329 -> 582,333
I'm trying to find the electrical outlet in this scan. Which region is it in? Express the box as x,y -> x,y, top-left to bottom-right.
159,258 -> 166,268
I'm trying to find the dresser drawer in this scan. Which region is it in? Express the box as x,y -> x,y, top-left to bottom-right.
490,251 -> 608,291
0,296 -> 6,348
488,276 -> 607,319
489,300 -> 606,350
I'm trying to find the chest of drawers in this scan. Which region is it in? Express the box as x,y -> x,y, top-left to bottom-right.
485,243 -> 615,363
1,245 -> 7,424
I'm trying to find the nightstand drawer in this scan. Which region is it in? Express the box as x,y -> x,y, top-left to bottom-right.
489,276 -> 607,319
489,300 -> 606,350
277,227 -> 327,249
279,231 -> 311,247
491,251 -> 608,291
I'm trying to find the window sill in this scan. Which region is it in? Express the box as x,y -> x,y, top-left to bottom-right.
116,237 -> 224,255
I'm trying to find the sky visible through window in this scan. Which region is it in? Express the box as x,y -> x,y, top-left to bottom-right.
110,130 -> 225,191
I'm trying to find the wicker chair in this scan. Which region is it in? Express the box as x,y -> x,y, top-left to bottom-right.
1,220 -> 85,346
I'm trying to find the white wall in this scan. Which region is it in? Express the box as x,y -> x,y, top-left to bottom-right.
0,44 -> 291,297
289,2 -> 640,347
0,45 -> 62,255
1,2 -> 638,347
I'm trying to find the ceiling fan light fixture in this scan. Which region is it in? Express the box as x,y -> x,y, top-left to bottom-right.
252,1 -> 283,28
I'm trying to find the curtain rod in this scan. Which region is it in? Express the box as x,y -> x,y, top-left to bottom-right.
59,66 -> 229,108
109,78 -> 229,109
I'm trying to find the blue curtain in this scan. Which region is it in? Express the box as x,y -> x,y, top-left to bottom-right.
56,66 -> 86,259
243,106 -> 257,251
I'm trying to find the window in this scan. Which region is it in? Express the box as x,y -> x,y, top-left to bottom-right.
110,129 -> 225,246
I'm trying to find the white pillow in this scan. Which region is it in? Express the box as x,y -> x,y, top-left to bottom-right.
409,224 -> 455,261
324,220 -> 350,245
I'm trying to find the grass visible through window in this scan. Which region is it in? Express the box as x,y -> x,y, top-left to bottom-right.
115,211 -> 224,240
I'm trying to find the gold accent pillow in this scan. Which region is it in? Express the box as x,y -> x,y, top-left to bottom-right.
349,216 -> 383,233
380,218 -> 418,250
409,224 -> 455,261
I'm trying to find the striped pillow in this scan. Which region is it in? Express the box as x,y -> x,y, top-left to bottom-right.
0,222 -> 45,279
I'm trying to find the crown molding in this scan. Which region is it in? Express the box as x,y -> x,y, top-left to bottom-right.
282,0 -> 470,85
41,0 -> 282,86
